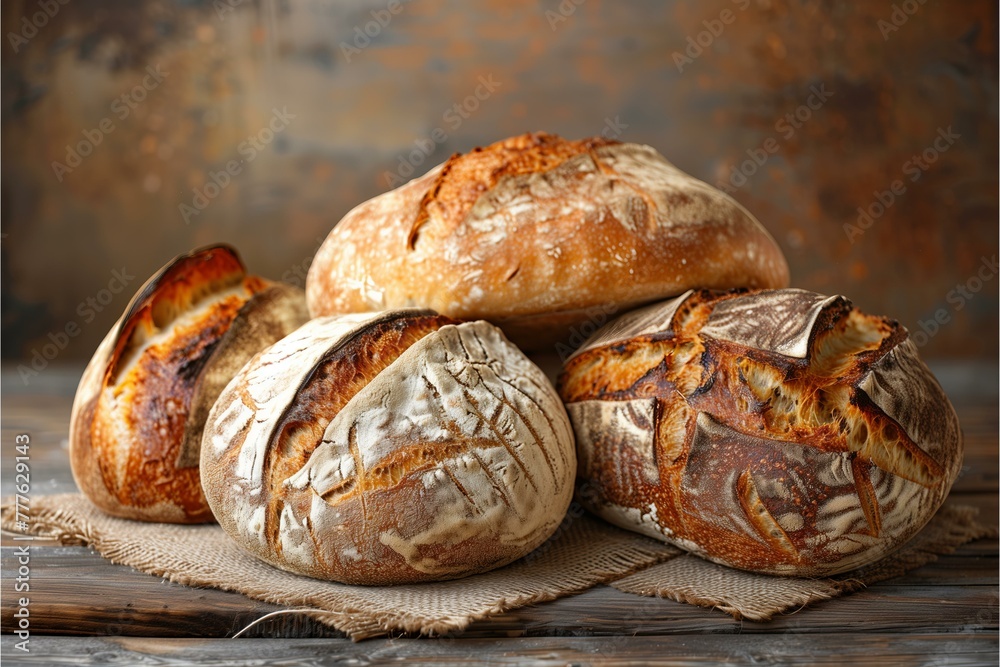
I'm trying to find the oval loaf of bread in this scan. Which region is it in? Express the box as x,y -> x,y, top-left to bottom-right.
306,132 -> 789,350
558,288 -> 963,576
201,310 -> 576,584
69,245 -> 309,523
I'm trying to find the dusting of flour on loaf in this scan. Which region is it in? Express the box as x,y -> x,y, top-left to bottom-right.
202,313 -> 577,583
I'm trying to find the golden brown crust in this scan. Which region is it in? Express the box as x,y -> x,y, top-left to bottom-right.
306,132 -> 790,351
559,289 -> 963,576
69,245 -> 308,523
408,133 -> 618,249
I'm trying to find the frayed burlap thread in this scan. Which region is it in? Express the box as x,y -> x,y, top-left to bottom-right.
0,494 -> 678,640
611,503 -> 997,621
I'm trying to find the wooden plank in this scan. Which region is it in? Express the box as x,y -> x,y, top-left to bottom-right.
462,584 -> 1000,638
893,552 -> 998,586
947,491 -> 999,527
1,633 -> 997,667
953,402 -> 1000,494
2,545 -> 997,639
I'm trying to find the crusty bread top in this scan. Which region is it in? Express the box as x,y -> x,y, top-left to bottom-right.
201,311 -> 577,583
306,132 -> 790,351
406,133 -> 618,250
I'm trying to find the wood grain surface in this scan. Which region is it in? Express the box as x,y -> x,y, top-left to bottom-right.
0,363 -> 996,666
0,634 -> 997,667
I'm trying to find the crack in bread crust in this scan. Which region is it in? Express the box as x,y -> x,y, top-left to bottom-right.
408,132 -> 619,250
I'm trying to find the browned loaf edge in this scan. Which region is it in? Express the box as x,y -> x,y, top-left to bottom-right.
558,288 -> 963,576
69,245 -> 308,523
305,132 -> 790,350
201,310 -> 577,585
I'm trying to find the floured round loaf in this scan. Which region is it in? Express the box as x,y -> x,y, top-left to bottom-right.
69,245 -> 309,523
558,288 -> 963,576
201,310 -> 576,584
306,132 -> 789,351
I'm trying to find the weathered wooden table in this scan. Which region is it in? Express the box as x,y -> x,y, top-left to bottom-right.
1,364 -> 997,666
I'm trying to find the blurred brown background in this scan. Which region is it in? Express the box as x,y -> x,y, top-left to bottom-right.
3,0 -> 997,371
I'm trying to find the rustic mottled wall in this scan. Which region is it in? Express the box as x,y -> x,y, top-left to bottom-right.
3,0 -> 997,371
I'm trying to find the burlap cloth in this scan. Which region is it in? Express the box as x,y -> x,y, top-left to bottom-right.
2,495 -> 993,639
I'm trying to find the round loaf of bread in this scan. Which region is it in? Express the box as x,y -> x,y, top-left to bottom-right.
201,310 -> 576,584
69,245 -> 309,523
558,288 -> 963,576
306,132 -> 789,351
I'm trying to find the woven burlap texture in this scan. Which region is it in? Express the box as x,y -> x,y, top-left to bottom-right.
0,494 -> 677,639
2,496 -> 992,637
612,503 -> 996,621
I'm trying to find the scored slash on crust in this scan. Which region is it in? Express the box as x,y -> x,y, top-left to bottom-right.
736,470 -> 799,559
406,132 -> 620,251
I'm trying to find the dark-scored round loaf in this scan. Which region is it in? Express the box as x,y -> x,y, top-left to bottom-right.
558,288 -> 963,576
69,245 -> 308,523
306,132 -> 789,350
201,310 -> 576,584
